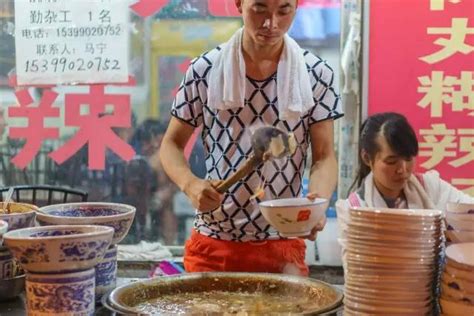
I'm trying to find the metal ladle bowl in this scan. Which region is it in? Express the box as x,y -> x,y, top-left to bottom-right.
216,126 -> 291,193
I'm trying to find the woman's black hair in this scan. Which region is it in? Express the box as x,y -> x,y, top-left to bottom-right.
349,112 -> 419,193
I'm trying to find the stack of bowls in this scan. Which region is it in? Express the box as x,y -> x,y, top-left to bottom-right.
36,202 -> 136,303
0,220 -> 7,245
445,203 -> 474,244
338,206 -> 443,315
0,202 -> 38,301
0,220 -> 12,284
3,225 -> 113,315
439,243 -> 474,315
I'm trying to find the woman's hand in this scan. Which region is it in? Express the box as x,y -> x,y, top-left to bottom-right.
183,178 -> 224,212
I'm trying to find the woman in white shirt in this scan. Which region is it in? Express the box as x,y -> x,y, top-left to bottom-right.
339,112 -> 473,212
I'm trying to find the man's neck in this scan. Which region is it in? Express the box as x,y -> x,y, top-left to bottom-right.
242,36 -> 284,61
241,32 -> 284,79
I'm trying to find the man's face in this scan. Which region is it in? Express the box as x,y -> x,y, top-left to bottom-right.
236,0 -> 297,46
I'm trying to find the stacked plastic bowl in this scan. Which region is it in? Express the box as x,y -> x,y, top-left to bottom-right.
440,202 -> 474,315
445,203 -> 474,244
337,205 -> 443,315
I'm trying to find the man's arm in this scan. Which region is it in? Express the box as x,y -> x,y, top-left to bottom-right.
308,119 -> 338,200
159,117 -> 223,212
159,117 -> 195,191
302,119 -> 338,241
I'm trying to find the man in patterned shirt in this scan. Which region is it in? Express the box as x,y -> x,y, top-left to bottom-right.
160,0 -> 342,276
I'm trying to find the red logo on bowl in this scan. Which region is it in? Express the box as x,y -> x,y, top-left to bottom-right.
297,209 -> 311,222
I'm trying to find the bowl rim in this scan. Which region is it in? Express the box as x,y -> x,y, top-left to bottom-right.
26,267 -> 95,280
0,201 -> 39,216
447,202 -> 474,209
445,242 -> 474,267
259,197 -> 328,208
446,212 -> 474,220
38,202 -> 136,220
350,206 -> 443,217
3,224 -> 114,241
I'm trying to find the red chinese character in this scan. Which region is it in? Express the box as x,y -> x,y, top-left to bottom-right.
49,84 -> 135,170
297,209 -> 311,222
8,89 -> 60,169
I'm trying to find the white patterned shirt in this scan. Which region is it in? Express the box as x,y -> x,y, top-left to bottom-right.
172,46 -> 343,241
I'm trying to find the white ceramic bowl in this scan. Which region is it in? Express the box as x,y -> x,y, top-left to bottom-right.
0,220 -> 7,245
446,213 -> 474,231
446,243 -> 474,270
445,230 -> 474,243
37,202 -> 136,244
259,198 -> 328,237
447,202 -> 474,214
0,202 -> 38,232
4,225 -> 114,273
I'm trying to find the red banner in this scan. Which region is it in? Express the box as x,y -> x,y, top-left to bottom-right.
208,0 -> 240,17
368,0 -> 474,195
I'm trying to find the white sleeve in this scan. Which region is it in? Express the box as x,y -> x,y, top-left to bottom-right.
423,170 -> 474,210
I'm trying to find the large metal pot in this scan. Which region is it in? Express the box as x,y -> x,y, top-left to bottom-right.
104,272 -> 343,315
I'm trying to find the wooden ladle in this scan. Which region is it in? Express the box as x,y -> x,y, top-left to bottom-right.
215,126 -> 292,193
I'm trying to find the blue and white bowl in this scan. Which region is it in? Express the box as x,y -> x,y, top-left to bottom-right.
0,202 -> 37,232
0,220 -> 7,245
0,246 -> 14,279
37,203 -> 136,244
26,268 -> 95,315
95,244 -> 118,303
3,225 -> 114,273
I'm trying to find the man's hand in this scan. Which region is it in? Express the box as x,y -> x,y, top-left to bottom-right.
183,178 -> 224,212
301,216 -> 327,241
300,191 -> 328,240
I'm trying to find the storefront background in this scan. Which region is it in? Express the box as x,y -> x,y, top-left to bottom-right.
367,0 -> 474,196
0,0 -> 342,245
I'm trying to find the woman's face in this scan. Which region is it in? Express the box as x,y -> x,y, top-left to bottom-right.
365,136 -> 415,198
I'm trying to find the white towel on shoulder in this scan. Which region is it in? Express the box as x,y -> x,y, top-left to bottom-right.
208,28 -> 314,121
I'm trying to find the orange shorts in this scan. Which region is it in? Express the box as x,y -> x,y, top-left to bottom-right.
184,230 -> 309,276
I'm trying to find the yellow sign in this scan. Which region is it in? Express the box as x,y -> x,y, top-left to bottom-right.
150,19 -> 242,117
420,18 -> 474,64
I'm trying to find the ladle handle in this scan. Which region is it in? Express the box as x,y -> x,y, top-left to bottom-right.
216,155 -> 261,193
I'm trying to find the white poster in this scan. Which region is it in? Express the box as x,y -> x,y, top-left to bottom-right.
14,0 -> 130,85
